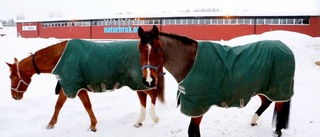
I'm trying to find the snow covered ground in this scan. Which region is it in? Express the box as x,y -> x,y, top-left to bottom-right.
0,27 -> 320,137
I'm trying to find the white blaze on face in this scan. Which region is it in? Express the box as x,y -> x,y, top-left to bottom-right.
146,43 -> 153,86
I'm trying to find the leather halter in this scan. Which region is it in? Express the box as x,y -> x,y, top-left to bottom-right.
11,53 -> 40,93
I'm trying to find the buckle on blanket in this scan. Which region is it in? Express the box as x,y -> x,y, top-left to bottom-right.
178,85 -> 186,94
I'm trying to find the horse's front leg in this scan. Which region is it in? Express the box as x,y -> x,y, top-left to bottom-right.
188,116 -> 203,137
147,89 -> 159,123
134,91 -> 147,127
77,90 -> 98,132
47,87 -> 67,129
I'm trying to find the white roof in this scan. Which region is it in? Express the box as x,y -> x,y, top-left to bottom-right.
17,0 -> 320,23
16,11 -> 320,23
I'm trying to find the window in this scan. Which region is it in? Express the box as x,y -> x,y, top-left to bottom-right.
257,19 -> 265,24
212,19 -> 218,24
265,19 -> 272,24
272,19 -> 279,24
287,19 -> 294,24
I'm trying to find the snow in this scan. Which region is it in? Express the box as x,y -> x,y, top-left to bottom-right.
1,27 -> 320,137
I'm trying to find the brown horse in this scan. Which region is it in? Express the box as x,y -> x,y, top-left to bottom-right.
137,25 -> 294,137
6,40 -> 165,131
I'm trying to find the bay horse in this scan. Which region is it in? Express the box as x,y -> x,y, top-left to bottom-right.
6,39 -> 165,131
137,25 -> 295,137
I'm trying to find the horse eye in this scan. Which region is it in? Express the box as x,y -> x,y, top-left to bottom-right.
9,76 -> 13,80
155,48 -> 161,54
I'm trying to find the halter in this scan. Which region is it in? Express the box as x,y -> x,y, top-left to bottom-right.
11,62 -> 29,93
11,53 -> 40,93
142,64 -> 166,76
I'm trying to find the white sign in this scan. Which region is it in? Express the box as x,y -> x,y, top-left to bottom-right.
22,26 -> 37,31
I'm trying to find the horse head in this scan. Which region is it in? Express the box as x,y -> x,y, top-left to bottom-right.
6,58 -> 32,100
138,25 -> 165,88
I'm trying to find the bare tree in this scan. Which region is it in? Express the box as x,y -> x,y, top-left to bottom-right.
47,12 -> 64,18
16,12 -> 25,20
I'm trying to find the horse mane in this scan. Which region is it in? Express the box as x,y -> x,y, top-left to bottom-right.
35,40 -> 68,55
19,40 -> 68,70
159,32 -> 197,45
156,74 -> 165,103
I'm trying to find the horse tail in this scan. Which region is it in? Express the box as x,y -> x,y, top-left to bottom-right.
272,100 -> 291,130
55,81 -> 61,95
156,75 -> 165,104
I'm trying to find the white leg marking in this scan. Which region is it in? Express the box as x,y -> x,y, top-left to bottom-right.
251,113 -> 260,125
150,104 -> 159,123
145,44 -> 153,86
134,106 -> 146,127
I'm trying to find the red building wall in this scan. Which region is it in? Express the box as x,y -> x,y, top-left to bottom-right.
16,16 -> 320,40
16,22 -> 39,38
91,25 -> 140,39
309,16 -> 320,37
161,25 -> 255,40
39,24 -> 91,39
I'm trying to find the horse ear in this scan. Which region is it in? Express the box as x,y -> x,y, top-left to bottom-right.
14,58 -> 19,64
152,25 -> 159,37
138,26 -> 144,38
5,62 -> 13,68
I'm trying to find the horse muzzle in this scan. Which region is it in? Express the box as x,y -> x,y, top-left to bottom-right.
12,94 -> 23,100
143,76 -> 156,88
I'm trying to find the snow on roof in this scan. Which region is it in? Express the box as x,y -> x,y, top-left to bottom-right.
16,0 -> 320,23
16,11 -> 319,23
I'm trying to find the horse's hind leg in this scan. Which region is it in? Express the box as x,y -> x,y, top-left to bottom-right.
188,116 -> 203,137
251,95 -> 272,126
273,101 -> 291,137
134,91 -> 147,127
47,87 -> 67,129
77,90 -> 98,132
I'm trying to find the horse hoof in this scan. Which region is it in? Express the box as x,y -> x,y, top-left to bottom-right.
273,130 -> 282,137
251,123 -> 257,126
46,124 -> 54,129
134,123 -> 142,128
88,128 -> 97,132
153,117 -> 159,123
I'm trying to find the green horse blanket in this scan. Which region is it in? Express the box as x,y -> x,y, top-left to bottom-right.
177,40 -> 295,117
52,39 -> 147,98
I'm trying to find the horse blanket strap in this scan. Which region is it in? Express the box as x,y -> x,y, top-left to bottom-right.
52,39 -> 148,98
177,40 -> 295,117
32,53 -> 40,75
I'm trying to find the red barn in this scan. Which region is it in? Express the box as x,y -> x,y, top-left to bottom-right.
16,12 -> 320,40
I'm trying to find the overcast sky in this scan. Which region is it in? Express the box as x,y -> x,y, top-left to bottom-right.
0,0 -> 319,20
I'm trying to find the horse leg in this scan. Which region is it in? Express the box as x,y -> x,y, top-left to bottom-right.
188,116 -> 203,137
134,91 -> 147,127
47,88 -> 67,129
147,89 -> 159,123
272,100 -> 291,137
251,95 -> 272,126
77,90 -> 98,132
